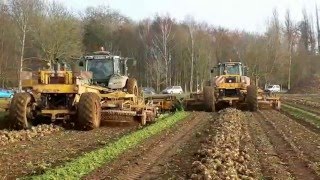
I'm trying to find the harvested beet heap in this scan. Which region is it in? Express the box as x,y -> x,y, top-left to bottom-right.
190,108 -> 256,180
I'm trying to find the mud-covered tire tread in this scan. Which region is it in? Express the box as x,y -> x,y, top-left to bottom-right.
140,111 -> 147,126
127,78 -> 138,96
9,93 -> 33,130
246,85 -> 258,112
77,92 -> 101,130
203,86 -> 215,112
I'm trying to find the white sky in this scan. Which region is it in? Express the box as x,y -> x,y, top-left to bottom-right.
54,0 -> 319,33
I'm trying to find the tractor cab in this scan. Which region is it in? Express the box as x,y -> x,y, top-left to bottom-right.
78,50 -> 134,90
212,62 -> 247,76
211,61 -> 249,86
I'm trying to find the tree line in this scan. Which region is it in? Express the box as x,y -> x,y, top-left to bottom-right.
0,0 -> 319,92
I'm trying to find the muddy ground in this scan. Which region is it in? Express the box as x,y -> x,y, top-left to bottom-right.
1,102 -> 320,179
85,109 -> 320,179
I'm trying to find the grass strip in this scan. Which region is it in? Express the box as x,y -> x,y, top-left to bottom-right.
26,111 -> 189,180
282,103 -> 320,127
284,101 -> 320,116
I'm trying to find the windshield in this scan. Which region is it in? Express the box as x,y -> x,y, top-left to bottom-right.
87,60 -> 114,80
222,64 -> 241,75
267,85 -> 274,88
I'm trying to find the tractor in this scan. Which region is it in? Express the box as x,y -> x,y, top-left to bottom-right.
184,61 -> 281,112
8,50 -> 157,130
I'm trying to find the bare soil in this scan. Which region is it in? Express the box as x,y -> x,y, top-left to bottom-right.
2,102 -> 320,180
256,111 -> 319,179
84,112 -> 212,180
83,109 -> 320,180
0,125 -> 137,179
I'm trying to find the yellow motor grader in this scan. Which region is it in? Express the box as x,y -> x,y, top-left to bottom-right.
8,50 -> 157,130
184,61 -> 281,112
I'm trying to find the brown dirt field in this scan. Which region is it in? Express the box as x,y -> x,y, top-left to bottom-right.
83,112 -> 212,180
2,106 -> 320,179
255,111 -> 319,179
281,94 -> 320,110
0,125 -> 137,179
85,107 -> 319,180
259,110 -> 320,175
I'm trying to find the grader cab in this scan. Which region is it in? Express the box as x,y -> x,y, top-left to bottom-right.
184,61 -> 281,112
8,50 -> 157,130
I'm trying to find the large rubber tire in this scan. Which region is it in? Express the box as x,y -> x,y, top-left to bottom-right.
8,93 -> 34,130
246,85 -> 258,112
140,110 -> 147,126
77,92 -> 101,130
126,78 -> 139,96
203,86 -> 216,112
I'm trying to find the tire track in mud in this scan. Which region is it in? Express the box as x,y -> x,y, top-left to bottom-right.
261,110 -> 320,174
257,110 -> 319,179
84,112 -> 211,180
248,112 -> 292,179
281,103 -> 320,134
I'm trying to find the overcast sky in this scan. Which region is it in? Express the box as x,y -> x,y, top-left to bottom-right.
55,0 -> 318,33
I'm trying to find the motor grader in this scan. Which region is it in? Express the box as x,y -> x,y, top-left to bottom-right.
8,50 -> 157,130
184,61 -> 281,112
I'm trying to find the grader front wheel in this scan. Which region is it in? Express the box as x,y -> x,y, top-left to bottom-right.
77,92 -> 101,130
9,93 -> 34,130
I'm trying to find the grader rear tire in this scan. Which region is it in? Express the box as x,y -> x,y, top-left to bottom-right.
203,86 -> 215,112
127,78 -> 138,96
246,85 -> 258,112
77,92 -> 101,130
9,93 -> 33,130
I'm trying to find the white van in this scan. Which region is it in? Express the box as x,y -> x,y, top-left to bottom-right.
265,85 -> 281,93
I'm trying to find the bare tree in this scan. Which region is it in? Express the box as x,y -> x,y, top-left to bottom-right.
284,9 -> 297,90
32,1 -> 82,65
316,4 -> 320,52
152,15 -> 174,87
185,15 -> 196,92
8,0 -> 42,91
264,9 -> 283,84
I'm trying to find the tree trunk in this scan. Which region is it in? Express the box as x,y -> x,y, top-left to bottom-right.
18,26 -> 26,92
288,42 -> 292,90
189,28 -> 194,92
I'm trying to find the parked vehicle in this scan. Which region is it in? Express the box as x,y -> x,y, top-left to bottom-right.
162,86 -> 183,94
141,87 -> 156,95
265,85 -> 281,93
0,88 -> 14,98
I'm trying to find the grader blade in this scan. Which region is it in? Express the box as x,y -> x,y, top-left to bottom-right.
257,92 -> 281,110
183,92 -> 207,111
258,100 -> 274,109
101,110 -> 138,125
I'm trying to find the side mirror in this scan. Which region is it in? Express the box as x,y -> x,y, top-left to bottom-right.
210,68 -> 214,73
133,60 -> 137,66
79,61 -> 84,67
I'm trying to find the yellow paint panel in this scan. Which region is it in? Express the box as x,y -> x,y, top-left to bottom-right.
33,84 -> 77,93
22,79 -> 38,87
218,83 -> 243,89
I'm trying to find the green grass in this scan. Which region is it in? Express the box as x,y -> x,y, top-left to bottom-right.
284,101 -> 320,116
0,111 -> 8,126
26,111 -> 189,180
282,103 -> 320,128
